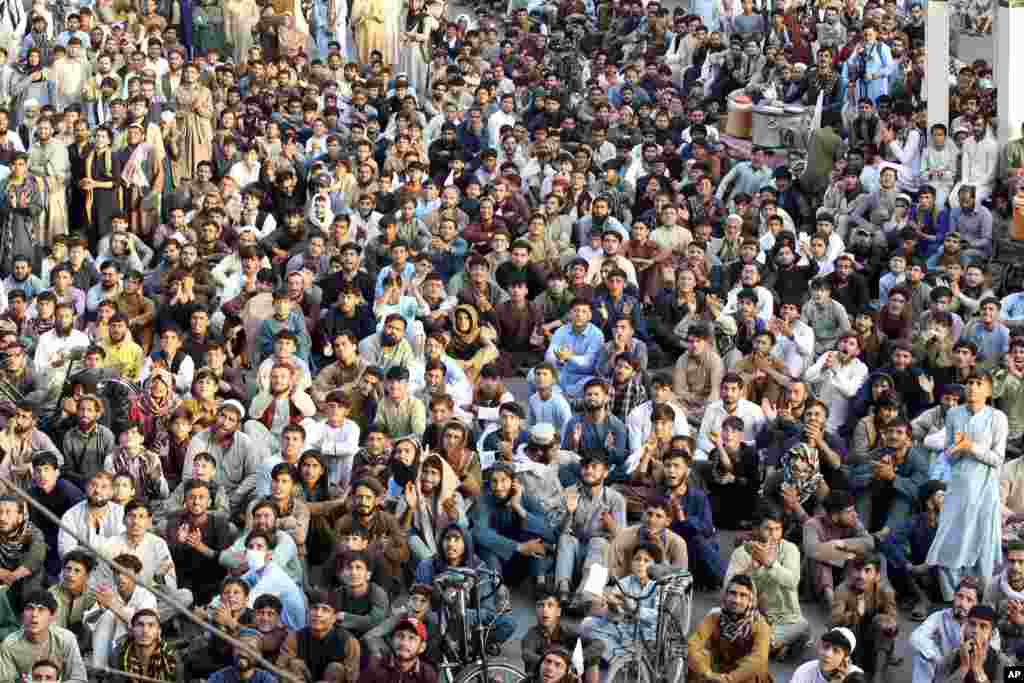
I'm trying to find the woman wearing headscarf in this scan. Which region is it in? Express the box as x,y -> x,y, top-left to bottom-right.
137,368 -> 179,462
448,304 -> 499,384
765,442 -> 830,546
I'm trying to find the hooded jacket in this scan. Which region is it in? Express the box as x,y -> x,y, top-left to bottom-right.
395,454 -> 467,555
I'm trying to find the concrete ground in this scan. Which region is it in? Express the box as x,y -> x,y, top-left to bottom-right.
493,379 -> 921,682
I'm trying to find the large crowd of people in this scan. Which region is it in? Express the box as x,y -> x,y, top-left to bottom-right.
0,0 -> 1009,680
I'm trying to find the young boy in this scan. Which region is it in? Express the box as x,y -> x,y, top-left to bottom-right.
102,423 -> 169,503
111,473 -> 137,506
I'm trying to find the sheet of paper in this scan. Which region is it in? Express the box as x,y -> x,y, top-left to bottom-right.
477,406 -> 500,420
581,563 -> 609,595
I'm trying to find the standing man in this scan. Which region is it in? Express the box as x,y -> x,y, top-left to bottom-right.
117,121 -> 163,239
25,117 -> 69,248
926,372 -> 1008,601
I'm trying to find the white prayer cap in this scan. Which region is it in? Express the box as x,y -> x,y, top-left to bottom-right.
727,213 -> 743,224
23,99 -> 38,110
161,111 -> 176,124
221,400 -> 246,419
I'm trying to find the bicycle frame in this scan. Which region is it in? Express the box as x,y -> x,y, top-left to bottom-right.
608,570 -> 694,683
435,566 -> 504,682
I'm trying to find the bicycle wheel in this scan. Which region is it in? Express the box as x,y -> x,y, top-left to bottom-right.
606,652 -> 655,683
452,660 -> 528,683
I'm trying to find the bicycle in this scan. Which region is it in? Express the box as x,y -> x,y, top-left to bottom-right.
603,569 -> 695,683
432,565 -> 527,683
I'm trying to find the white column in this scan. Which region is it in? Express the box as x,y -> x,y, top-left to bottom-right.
997,0 -> 1024,149
926,0 -> 950,130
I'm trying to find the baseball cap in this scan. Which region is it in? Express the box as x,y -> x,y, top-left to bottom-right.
394,617 -> 427,640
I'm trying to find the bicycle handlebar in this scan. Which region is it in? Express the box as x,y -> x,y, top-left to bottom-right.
609,568 -> 693,603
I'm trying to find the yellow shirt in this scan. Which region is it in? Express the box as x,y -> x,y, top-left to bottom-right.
101,339 -> 145,382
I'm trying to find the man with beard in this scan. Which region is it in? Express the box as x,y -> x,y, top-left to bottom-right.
829,552 -> 899,682
554,451 -> 626,603
57,471 -> 124,560
246,362 -> 317,454
334,478 -> 408,593
184,400 -> 266,517
471,462 -> 555,591
357,616 -> 436,683
562,380 -> 627,468
933,605 -> 1010,683
825,253 -> 871,315
688,574 -> 771,682
789,627 -> 862,683
358,314 -> 418,375
0,496 -> 46,615
208,627 -> 277,683
115,121 -> 163,237
32,301 -> 89,395
60,393 -> 116,489
0,331 -> 37,402
804,333 -> 869,434
101,313 -> 144,382
0,401 -> 61,492
26,118 -> 69,248
656,447 -> 724,591
164,480 -> 233,606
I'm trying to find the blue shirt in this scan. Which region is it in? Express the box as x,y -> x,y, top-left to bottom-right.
545,323 -> 605,390
528,392 -> 574,433
965,321 -> 1010,366
374,261 -> 417,299
561,414 -> 628,470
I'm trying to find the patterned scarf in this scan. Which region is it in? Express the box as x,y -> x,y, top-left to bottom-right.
116,640 -> 178,682
718,581 -> 759,644
782,442 -> 824,504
